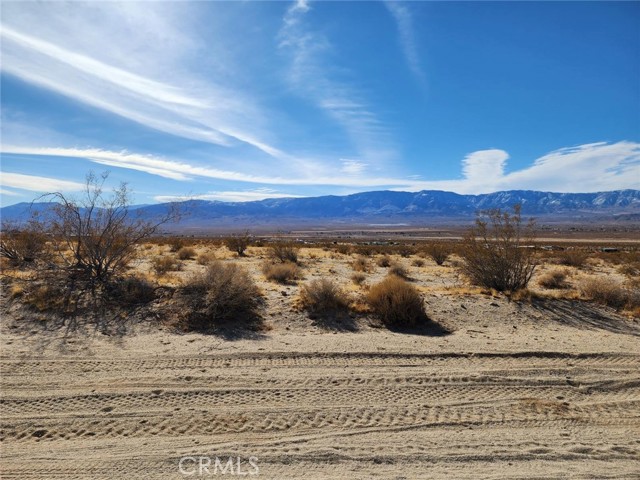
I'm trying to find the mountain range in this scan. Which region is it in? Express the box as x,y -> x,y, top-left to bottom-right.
2,189 -> 639,230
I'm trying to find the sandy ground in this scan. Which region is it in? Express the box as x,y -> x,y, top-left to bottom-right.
2,294 -> 639,479
1,247 -> 639,479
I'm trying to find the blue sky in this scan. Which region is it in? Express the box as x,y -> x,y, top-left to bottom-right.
1,0 -> 639,206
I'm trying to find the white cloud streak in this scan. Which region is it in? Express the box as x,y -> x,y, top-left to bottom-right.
0,172 -> 85,193
155,189 -> 304,203
3,141 -> 638,194
384,1 -> 427,86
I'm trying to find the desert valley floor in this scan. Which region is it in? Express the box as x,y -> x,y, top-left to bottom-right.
1,292 -> 639,479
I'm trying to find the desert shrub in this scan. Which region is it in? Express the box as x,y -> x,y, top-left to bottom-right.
300,279 -> 349,314
579,277 -> 639,311
396,245 -> 415,258
351,273 -> 366,285
335,244 -> 351,255
196,252 -> 216,265
355,245 -> 374,257
618,263 -> 640,277
180,261 -> 261,329
411,258 -> 425,267
0,220 -> 48,265
168,237 -> 186,253
557,250 -> 588,268
107,276 -> 156,305
177,246 -> 197,260
23,284 -> 69,312
152,255 -> 182,275
351,256 -> 372,272
224,231 -> 251,256
388,262 -> 410,279
366,275 -> 427,327
377,255 -> 392,268
424,243 -> 451,266
538,269 -> 569,289
459,205 -> 537,292
269,241 -> 299,264
262,262 -> 301,284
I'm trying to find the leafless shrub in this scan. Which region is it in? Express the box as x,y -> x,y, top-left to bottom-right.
538,269 -> 569,289
0,219 -> 48,265
179,261 -> 262,330
168,237 -> 186,253
177,246 -> 197,260
152,255 -> 182,275
196,252 -> 216,265
269,241 -> 299,264
262,262 -> 301,284
335,244 -> 351,255
618,263 -> 640,278
556,250 -> 588,268
366,275 -> 427,327
300,279 -> 349,313
459,205 -> 537,292
106,276 -> 156,306
351,273 -> 366,285
396,244 -> 415,258
224,231 -> 251,256
424,243 -> 451,266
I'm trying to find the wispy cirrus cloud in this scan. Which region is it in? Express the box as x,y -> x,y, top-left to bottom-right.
3,141 -> 638,194
384,1 -> 427,86
0,2 -> 282,158
155,188 -> 304,203
278,0 -> 397,166
0,172 -> 85,193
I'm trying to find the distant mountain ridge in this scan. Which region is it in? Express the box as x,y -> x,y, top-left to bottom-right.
2,189 -> 639,228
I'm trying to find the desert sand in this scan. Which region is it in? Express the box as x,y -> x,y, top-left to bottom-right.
1,246 -> 640,479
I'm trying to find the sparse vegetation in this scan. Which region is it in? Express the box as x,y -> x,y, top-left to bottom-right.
376,255 -> 392,268
579,277 -> 640,311
538,269 -> 569,289
269,241 -> 299,264
262,262 -> 301,284
300,279 -> 349,314
460,205 -> 537,292
0,219 -> 48,265
196,252 -> 216,265
179,261 -> 262,330
351,272 -> 366,285
388,262 -> 410,279
224,231 -> 251,256
424,243 -> 451,266
176,246 -> 196,260
366,275 -> 427,327
351,256 -> 372,272
151,255 -> 182,275
556,250 -> 588,268
411,258 -> 425,267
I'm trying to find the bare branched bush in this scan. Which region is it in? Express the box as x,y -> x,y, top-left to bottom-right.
42,172 -> 179,285
177,246 -> 196,260
459,205 -> 537,292
537,269 -> 569,289
366,275 -> 427,327
269,241 -> 299,264
180,261 -> 262,330
388,262 -> 410,280
396,244 -> 415,258
224,231 -> 251,256
424,243 -> 451,266
556,250 -> 588,268
262,262 -> 301,284
0,219 -> 48,265
300,279 -> 349,314
168,237 -> 186,253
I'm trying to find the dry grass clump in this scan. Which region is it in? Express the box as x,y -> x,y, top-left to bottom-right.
538,269 -> 570,289
396,245 -> 415,258
262,262 -> 302,284
224,232 -> 251,256
366,275 -> 427,327
377,255 -> 392,268
107,276 -> 156,306
168,237 -> 186,252
179,261 -> 262,330
196,252 -> 216,265
176,246 -> 197,260
0,225 -> 48,265
424,243 -> 451,266
617,263 -> 640,278
334,244 -> 351,255
351,256 -> 372,272
152,255 -> 182,275
351,272 -> 367,286
556,250 -> 588,268
269,242 -> 299,264
579,276 -> 640,311
388,262 -> 410,280
300,279 -> 349,314
411,258 -> 425,267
